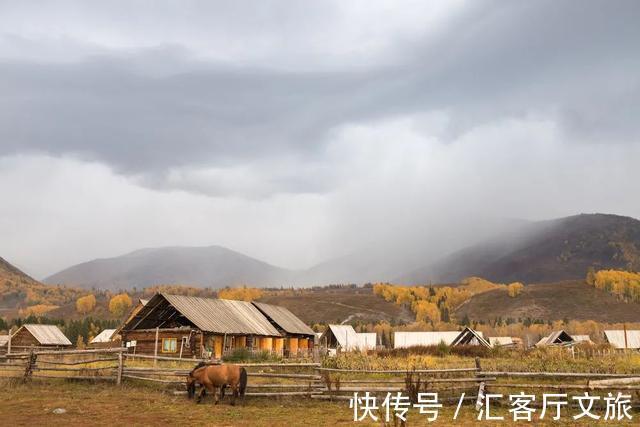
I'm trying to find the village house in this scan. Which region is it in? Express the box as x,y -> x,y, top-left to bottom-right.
251,302 -> 316,356
393,331 -> 461,349
604,330 -> 640,350
120,293 -> 315,359
4,324 -> 72,350
319,325 -> 377,353
394,329 -> 491,349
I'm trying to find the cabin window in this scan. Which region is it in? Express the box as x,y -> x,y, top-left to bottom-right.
161,338 -> 177,353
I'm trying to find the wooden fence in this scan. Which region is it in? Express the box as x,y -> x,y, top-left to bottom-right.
1,350 -> 640,402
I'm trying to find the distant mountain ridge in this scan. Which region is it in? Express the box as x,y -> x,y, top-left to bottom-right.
44,246 -> 295,290
399,213 -> 640,284
42,213 -> 640,290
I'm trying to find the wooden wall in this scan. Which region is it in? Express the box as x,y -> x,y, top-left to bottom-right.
10,328 -> 71,349
122,329 -> 201,358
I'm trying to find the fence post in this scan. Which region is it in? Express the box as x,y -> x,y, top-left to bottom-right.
474,357 -> 484,410
154,327 -> 159,368
23,349 -> 37,383
117,349 -> 124,386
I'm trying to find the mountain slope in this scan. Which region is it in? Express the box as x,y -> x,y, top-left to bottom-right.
400,213 -> 640,284
44,246 -> 296,290
1,256 -> 85,314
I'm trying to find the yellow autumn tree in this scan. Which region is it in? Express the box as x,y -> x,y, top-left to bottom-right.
507,282 -> 524,297
109,293 -> 132,317
76,294 -> 97,314
413,300 -> 441,323
217,286 -> 263,301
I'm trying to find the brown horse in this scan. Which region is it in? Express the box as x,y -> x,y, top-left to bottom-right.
187,362 -> 247,405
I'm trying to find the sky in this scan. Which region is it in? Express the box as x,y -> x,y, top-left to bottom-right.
1,0 -> 639,279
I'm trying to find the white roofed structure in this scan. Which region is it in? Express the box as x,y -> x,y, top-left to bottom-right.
604,330 -> 640,350
393,331 -> 460,349
90,329 -> 116,344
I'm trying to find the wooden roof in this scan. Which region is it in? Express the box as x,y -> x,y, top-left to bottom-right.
123,293 -> 281,336
252,302 -> 314,336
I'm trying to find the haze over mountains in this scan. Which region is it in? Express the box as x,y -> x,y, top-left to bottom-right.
41,213 -> 640,290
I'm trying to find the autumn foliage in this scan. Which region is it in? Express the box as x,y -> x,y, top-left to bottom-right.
507,282 -> 524,297
76,294 -> 97,314
109,293 -> 132,317
587,269 -> 640,302
217,287 -> 263,301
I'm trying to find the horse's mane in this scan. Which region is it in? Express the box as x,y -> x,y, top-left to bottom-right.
189,361 -> 208,375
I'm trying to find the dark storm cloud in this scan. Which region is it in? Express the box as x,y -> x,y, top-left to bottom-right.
0,0 -> 638,196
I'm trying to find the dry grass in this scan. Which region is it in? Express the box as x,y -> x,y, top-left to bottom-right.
0,379 -> 637,426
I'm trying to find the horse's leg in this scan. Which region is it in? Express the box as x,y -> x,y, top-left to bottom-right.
230,382 -> 238,406
196,385 -> 207,404
213,385 -> 220,405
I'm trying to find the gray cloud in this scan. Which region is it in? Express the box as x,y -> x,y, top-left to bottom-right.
1,0 -> 638,198
1,0 -> 640,277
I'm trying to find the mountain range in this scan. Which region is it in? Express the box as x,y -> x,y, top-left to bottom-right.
34,213 -> 640,290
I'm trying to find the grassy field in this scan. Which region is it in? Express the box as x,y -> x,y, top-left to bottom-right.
258,286 -> 414,325
455,280 -> 640,322
1,379 -> 637,426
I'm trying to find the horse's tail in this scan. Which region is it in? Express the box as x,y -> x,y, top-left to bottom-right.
239,367 -> 248,397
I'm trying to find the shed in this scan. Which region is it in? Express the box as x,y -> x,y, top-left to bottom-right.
320,325 -> 359,351
393,331 -> 460,349
604,330 -> 640,350
319,325 -> 376,352
121,293 -> 282,359
252,302 -> 316,355
451,328 -> 491,347
9,324 -> 72,349
535,330 -> 575,347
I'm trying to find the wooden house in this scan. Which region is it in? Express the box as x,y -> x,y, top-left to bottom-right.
120,293 -> 283,359
8,324 -> 72,350
252,302 -> 316,356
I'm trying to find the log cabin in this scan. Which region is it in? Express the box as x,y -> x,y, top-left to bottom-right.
251,302 -> 316,356
120,293 -> 288,359
7,324 -> 72,350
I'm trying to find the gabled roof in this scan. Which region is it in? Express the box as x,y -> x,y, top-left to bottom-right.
124,293 -> 281,336
16,324 -> 72,346
393,331 -> 460,349
536,330 -> 574,347
451,327 -> 491,347
321,325 -> 360,350
90,329 -> 116,343
252,302 -> 314,336
604,330 -> 640,349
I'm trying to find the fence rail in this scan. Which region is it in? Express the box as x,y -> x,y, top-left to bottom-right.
2,349 -> 640,401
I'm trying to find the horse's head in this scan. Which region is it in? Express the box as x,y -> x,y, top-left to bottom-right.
186,373 -> 196,399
